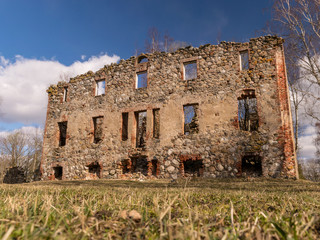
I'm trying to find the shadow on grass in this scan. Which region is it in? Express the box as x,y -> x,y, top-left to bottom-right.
26,178 -> 320,193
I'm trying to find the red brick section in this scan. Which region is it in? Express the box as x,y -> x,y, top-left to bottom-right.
275,46 -> 298,178
40,95 -> 51,177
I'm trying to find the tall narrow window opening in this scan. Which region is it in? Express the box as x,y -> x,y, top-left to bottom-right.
240,50 -> 249,70
153,109 -> 160,139
184,61 -> 197,80
63,87 -> 68,102
136,71 -> 148,88
93,116 -> 103,143
122,112 -> 128,141
135,111 -> 147,148
58,121 -> 67,146
183,104 -> 199,135
95,80 -> 105,96
238,90 -> 259,131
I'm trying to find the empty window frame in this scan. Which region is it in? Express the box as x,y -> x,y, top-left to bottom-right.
58,121 -> 67,146
63,87 -> 68,102
135,111 -> 147,148
122,112 -> 129,141
183,104 -> 199,135
95,80 -> 105,96
93,116 -> 103,143
238,90 -> 259,131
138,56 -> 148,63
184,61 -> 197,80
136,71 -> 148,88
153,109 -> 160,139
240,50 -> 249,70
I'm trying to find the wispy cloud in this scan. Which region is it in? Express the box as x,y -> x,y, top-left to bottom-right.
0,53 -> 120,126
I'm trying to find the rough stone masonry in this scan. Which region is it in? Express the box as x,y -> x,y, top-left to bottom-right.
41,36 -> 298,180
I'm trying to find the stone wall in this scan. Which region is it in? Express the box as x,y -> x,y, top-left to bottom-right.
41,36 -> 298,180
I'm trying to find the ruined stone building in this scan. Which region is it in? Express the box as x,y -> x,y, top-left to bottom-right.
41,36 -> 298,180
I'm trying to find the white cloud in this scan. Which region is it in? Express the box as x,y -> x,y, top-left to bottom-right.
290,56 -> 320,161
298,125 -> 317,160
0,126 -> 43,138
0,53 -> 120,126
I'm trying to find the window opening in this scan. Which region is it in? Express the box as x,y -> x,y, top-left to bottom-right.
183,104 -> 199,135
238,90 -> 259,131
183,159 -> 203,177
93,116 -> 103,143
138,56 -> 148,63
241,155 -> 262,177
136,71 -> 147,88
240,50 -> 249,70
88,162 -> 101,178
131,157 -> 148,176
122,112 -> 128,141
96,80 -> 105,96
53,166 -> 63,180
63,87 -> 68,102
58,121 -> 67,146
153,109 -> 160,139
136,111 -> 147,148
184,61 -> 197,80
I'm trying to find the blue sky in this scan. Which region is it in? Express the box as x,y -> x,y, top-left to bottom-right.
0,0 -> 272,65
2,0 -> 316,160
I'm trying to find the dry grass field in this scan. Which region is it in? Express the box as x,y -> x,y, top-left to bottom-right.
0,178 -> 319,239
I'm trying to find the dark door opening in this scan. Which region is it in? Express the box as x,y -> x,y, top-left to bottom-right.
183,159 -> 203,177
53,166 -> 63,180
241,155 -> 262,177
151,159 -> 158,176
88,162 -> 101,178
131,157 -> 148,175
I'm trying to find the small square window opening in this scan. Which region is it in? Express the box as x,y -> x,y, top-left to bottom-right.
96,80 -> 105,96
184,61 -> 197,80
136,71 -> 147,88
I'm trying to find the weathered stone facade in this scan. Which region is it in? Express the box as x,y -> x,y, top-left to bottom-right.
41,36 -> 298,180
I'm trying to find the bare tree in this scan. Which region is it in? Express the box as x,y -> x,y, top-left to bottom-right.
145,27 -> 162,54
271,0 -> 320,118
0,131 -> 29,167
268,0 -> 320,178
315,123 -> 320,162
0,129 -> 43,181
142,27 -> 189,54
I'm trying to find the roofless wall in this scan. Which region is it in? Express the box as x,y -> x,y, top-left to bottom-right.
41,36 -> 298,180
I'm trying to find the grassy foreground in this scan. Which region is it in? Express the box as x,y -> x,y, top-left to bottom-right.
0,179 -> 319,239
